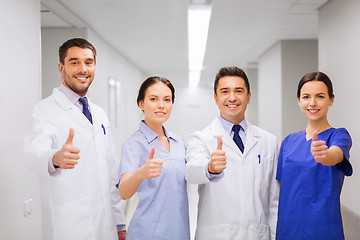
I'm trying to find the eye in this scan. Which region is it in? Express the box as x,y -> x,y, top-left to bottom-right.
165,98 -> 171,102
221,90 -> 228,94
150,98 -> 156,101
302,96 -> 309,99
70,62 -> 78,65
318,95 -> 325,99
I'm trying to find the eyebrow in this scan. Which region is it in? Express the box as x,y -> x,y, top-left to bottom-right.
219,87 -> 244,91
68,58 -> 94,62
148,94 -> 172,98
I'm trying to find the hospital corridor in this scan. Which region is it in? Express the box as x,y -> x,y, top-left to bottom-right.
1,0 -> 360,239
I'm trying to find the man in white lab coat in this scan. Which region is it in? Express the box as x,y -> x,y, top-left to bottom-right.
185,66 -> 279,240
24,38 -> 126,240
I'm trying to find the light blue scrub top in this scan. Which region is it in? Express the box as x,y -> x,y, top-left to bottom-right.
119,121 -> 190,240
276,128 -> 352,240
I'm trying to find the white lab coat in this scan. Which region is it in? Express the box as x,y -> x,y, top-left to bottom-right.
24,88 -> 125,240
185,118 -> 279,240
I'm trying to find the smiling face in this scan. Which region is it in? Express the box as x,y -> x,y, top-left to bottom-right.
58,46 -> 95,96
298,80 -> 334,123
139,82 -> 173,128
214,76 -> 251,124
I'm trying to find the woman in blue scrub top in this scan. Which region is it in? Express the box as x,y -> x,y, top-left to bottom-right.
276,72 -> 352,240
118,76 -> 190,240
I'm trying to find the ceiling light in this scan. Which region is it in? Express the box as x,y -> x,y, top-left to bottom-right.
188,3 -> 212,87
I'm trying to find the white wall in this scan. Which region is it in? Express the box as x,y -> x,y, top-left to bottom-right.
245,68 -> 259,125
258,40 -> 318,141
0,0 -> 42,239
166,86 -> 218,142
319,0 -> 360,216
281,40 -> 318,139
258,42 -> 282,138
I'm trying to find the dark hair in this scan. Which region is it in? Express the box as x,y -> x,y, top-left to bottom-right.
214,66 -> 250,95
297,72 -> 334,99
59,38 -> 97,64
137,76 -> 175,105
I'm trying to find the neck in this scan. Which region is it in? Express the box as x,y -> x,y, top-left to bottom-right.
144,120 -> 165,137
306,119 -> 331,135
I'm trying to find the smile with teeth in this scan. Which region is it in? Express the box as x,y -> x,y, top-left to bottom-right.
226,104 -> 239,108
155,111 -> 166,116
75,75 -> 89,82
308,109 -> 320,114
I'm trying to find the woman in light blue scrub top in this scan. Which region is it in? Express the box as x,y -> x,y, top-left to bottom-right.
118,76 -> 190,240
276,72 -> 352,240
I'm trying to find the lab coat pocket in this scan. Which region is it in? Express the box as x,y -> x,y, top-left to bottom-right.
254,157 -> 272,191
196,223 -> 230,240
239,156 -> 272,197
53,197 -> 95,240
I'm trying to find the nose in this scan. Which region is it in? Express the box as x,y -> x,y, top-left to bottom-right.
158,100 -> 165,108
228,91 -> 236,101
78,63 -> 88,73
310,97 -> 316,106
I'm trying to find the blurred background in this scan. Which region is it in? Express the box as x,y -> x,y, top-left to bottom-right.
1,0 -> 359,239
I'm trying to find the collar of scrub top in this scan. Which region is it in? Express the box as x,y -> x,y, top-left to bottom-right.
59,84 -> 91,113
139,120 -> 177,144
218,116 -> 247,143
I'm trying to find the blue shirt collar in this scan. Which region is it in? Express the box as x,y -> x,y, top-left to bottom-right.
59,84 -> 85,104
139,120 -> 176,143
218,116 -> 248,136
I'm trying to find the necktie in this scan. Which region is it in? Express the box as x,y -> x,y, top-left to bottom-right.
232,125 -> 244,153
79,97 -> 93,124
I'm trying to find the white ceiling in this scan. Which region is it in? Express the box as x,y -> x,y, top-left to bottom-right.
41,0 -> 328,87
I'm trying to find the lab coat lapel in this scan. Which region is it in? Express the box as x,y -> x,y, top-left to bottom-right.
243,122 -> 260,156
211,118 -> 243,157
52,88 -> 93,129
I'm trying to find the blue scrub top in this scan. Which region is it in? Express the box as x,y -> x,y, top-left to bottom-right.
276,128 -> 352,240
119,121 -> 190,240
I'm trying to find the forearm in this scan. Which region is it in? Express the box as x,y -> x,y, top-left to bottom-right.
119,172 -> 143,200
322,146 -> 344,166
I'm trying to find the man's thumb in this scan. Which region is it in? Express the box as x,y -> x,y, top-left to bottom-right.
65,128 -> 74,145
217,136 -> 223,150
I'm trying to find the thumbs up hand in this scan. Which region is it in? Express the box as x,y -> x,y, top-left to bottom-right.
311,131 -> 328,163
208,136 -> 227,174
52,128 -> 81,169
137,147 -> 163,179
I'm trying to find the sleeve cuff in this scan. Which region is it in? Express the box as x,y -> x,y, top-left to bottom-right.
205,164 -> 224,181
117,224 -> 126,232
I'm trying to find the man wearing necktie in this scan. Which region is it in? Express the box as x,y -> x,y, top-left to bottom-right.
24,38 -> 126,240
185,67 -> 279,240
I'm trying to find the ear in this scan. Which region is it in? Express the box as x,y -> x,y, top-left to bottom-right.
214,93 -> 218,104
138,100 -> 145,111
297,98 -> 301,107
329,95 -> 335,106
58,62 -> 64,75
247,92 -> 251,103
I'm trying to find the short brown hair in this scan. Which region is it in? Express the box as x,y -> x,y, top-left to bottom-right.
59,38 -> 96,64
214,66 -> 250,95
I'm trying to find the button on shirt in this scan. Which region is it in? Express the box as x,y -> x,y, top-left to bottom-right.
119,121 -> 190,240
